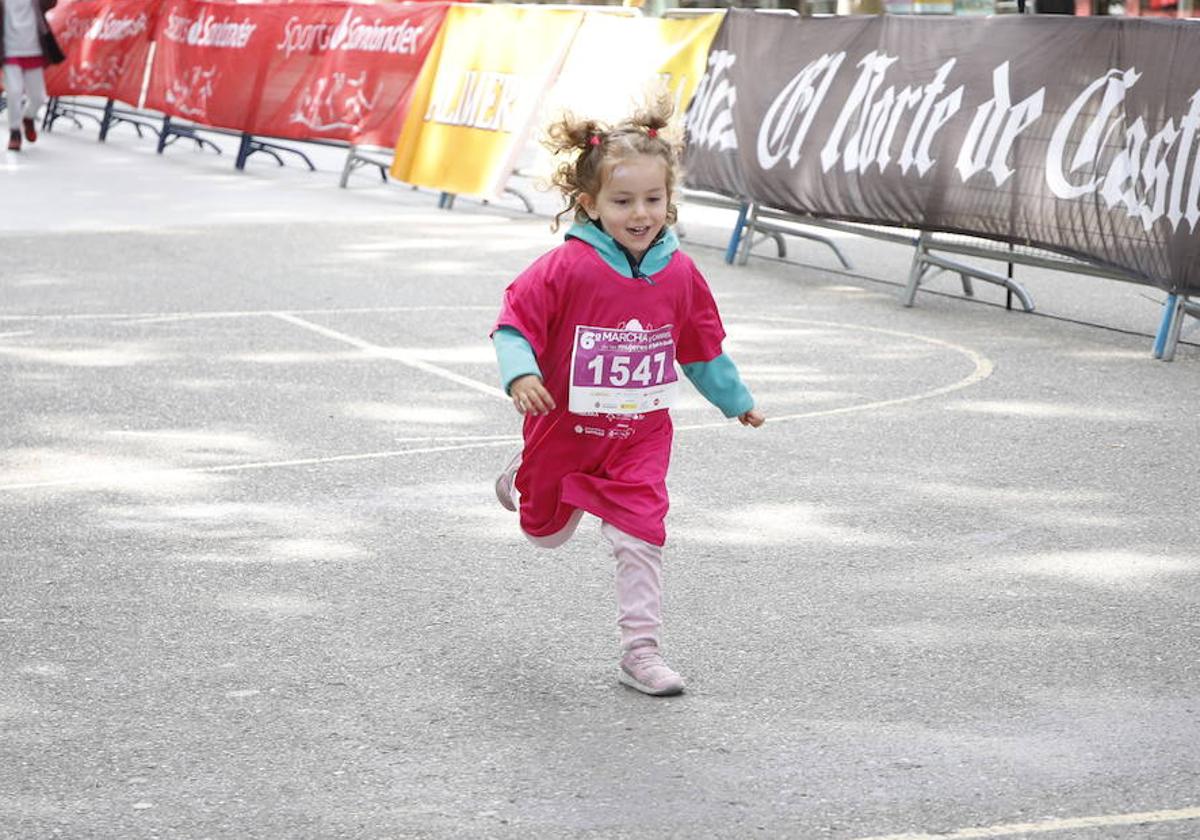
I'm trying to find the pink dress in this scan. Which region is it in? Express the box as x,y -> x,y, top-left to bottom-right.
494,238 -> 727,546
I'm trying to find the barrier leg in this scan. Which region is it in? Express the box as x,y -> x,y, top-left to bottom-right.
736,203 -> 760,266
1159,294 -> 1189,362
725,203 -> 749,265
902,232 -> 929,307
156,116 -> 171,154
1153,294 -> 1178,359
99,99 -> 115,142
235,133 -> 253,170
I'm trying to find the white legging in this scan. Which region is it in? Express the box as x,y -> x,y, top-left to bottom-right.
4,64 -> 46,131
525,513 -> 664,652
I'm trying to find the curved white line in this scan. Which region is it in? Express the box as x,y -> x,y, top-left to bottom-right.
852,805 -> 1200,840
677,316 -> 993,431
0,317 -> 991,492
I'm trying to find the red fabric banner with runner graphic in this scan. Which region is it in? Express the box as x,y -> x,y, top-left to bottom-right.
43,0 -> 157,105
145,0 -> 447,146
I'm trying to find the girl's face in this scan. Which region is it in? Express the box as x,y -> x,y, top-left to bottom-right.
580,154 -> 670,262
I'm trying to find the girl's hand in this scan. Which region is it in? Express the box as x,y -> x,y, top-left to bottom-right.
738,409 -> 765,428
510,375 -> 556,416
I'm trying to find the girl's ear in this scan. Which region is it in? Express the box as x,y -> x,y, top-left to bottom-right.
578,193 -> 600,221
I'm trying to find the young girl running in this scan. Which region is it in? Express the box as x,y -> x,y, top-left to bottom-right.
491,98 -> 764,696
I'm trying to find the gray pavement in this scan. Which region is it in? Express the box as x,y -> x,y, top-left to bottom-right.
1,112 -> 1199,840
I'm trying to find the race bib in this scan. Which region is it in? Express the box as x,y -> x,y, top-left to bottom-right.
568,324 -> 678,415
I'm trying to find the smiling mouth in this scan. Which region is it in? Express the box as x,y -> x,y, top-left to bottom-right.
627,226 -> 651,237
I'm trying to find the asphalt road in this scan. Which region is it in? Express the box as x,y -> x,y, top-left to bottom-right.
1,115 -> 1198,840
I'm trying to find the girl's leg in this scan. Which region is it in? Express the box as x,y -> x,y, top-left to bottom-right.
601,521 -> 683,696
523,508 -> 583,549
4,65 -> 26,132
601,521 -> 663,650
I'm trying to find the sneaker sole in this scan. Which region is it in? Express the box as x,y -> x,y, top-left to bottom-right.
618,667 -> 684,697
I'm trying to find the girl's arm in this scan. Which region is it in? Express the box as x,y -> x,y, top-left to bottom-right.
681,354 -> 753,418
680,354 -> 764,428
493,326 -> 541,394
493,326 -> 556,416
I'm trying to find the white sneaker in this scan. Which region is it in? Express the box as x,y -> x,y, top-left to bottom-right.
494,449 -> 521,512
618,645 -> 684,696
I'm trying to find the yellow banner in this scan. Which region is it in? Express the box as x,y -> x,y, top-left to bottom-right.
541,12 -> 723,127
390,5 -> 585,197
527,12 -> 723,185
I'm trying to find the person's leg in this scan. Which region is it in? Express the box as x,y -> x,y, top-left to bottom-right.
523,508 -> 584,549
21,67 -> 45,141
601,521 -> 683,696
4,65 -> 26,137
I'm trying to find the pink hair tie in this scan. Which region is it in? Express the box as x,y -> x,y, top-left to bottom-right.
588,135 -> 601,146
647,128 -> 658,138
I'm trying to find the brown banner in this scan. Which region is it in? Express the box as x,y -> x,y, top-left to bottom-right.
684,11 -> 1200,294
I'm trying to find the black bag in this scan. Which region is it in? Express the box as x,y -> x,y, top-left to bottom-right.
39,29 -> 66,65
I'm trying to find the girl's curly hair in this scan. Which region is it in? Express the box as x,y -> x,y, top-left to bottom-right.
542,93 -> 682,232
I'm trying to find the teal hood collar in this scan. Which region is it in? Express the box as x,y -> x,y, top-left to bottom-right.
565,220 -> 679,283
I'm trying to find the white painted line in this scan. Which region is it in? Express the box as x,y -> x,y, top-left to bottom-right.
0,305 -> 498,323
0,437 -> 521,491
0,314 -> 993,493
270,311 -> 508,401
677,317 -> 993,431
852,806 -> 1200,840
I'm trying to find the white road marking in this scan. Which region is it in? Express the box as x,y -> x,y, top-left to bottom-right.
271,312 -> 508,401
678,317 -> 993,431
853,806 -> 1200,840
0,305 -> 497,323
0,313 -> 992,492
0,437 -> 521,491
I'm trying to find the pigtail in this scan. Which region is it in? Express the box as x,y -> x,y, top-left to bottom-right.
626,90 -> 675,142
542,112 -> 611,232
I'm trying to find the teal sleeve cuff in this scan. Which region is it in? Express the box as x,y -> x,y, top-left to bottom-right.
681,353 -> 754,418
494,326 -> 542,395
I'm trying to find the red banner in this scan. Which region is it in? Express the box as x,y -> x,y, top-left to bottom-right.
145,0 -> 447,146
44,0 -> 158,105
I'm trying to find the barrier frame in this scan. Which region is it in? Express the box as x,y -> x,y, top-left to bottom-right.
712,192 -> 1196,360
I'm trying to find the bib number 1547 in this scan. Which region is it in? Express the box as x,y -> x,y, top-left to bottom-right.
569,324 -> 678,415
585,352 -> 670,388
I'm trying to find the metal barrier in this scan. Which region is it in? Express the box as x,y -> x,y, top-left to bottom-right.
698,189 -> 1196,361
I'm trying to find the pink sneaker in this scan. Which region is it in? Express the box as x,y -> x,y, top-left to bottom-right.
618,646 -> 684,696
494,449 -> 521,512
